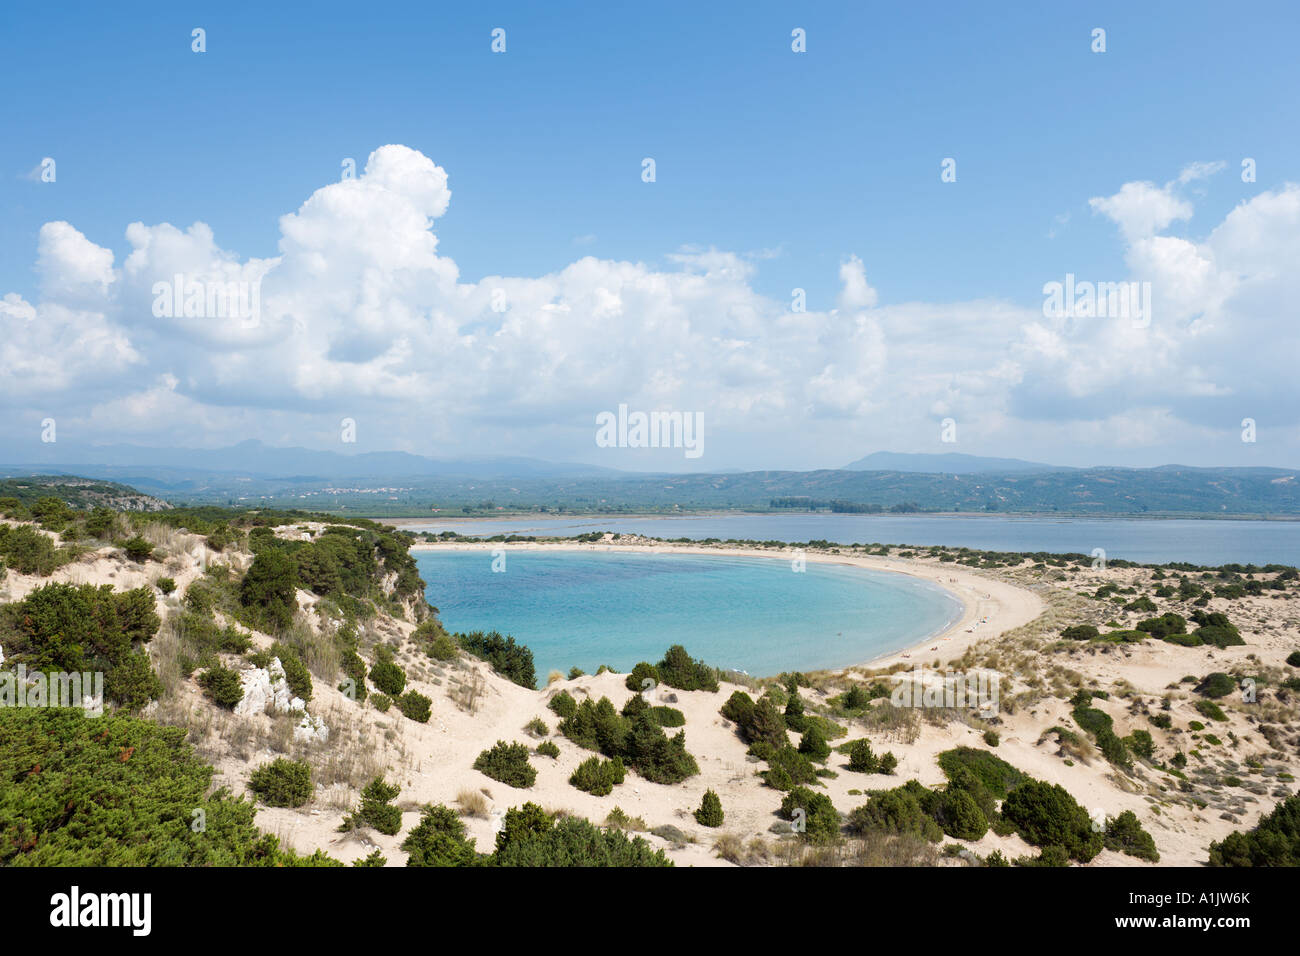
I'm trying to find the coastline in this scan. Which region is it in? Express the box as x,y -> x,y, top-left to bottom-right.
408,539 -> 1044,674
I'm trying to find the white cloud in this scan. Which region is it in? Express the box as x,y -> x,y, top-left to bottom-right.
2,149 -> 1296,468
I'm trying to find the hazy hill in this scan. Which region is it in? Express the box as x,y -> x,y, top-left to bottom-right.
842,452 -> 1062,474
0,475 -> 172,512
1,439 -> 623,481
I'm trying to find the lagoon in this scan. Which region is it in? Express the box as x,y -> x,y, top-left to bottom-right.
417,550 -> 962,683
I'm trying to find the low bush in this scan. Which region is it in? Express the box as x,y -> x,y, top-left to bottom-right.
197,663 -> 244,709
397,690 -> 432,723
569,755 -> 626,796
248,758 -> 314,807
368,651 -> 407,697
694,789 -> 724,827
340,778 -> 402,835
1104,810 -> 1160,862
655,644 -> 718,692
457,630 -> 536,688
1001,779 -> 1103,862
548,690 -> 577,719
474,741 -> 537,789
778,786 -> 840,843
1195,699 -> 1228,722
401,804 -> 477,867
1208,794 -> 1300,866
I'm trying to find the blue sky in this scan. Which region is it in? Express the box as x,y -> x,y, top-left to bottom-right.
2,1 -> 1299,470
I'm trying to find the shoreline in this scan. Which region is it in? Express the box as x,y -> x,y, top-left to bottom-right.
408,539 -> 1044,674
383,510 -> 1300,526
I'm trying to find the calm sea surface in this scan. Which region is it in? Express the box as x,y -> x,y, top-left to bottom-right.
417,550 -> 962,683
406,514 -> 1299,566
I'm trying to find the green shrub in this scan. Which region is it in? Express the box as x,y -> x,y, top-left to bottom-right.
123,537 -> 155,563
559,696 -> 700,785
397,690 -> 432,723
848,738 -> 879,773
1195,699 -> 1228,722
0,524 -> 68,575
798,725 -> 831,762
784,681 -> 807,733
937,747 -> 1028,799
270,642 -> 312,702
1125,729 -> 1155,760
525,716 -> 548,736
474,741 -> 537,789
569,755 -> 626,796
457,630 -> 536,688
929,787 -> 988,841
1016,845 -> 1071,867
779,786 -> 840,843
655,644 -> 718,692
847,782 -> 942,843
340,778 -> 402,835
1208,794 -> 1300,866
983,729 -> 1000,747
536,741 -> 560,758
197,663 -> 244,709
1001,779 -> 1102,862
721,692 -> 788,751
1286,651 -> 1300,668
401,804 -> 477,867
491,804 -> 671,867
156,577 -> 177,595
764,745 -> 819,790
239,549 -> 298,631
548,690 -> 577,719
428,634 -> 458,661
694,789 -> 724,827
625,661 -> 660,692
372,693 -> 392,712
369,655 -> 407,696
649,705 -> 686,728
1196,672 -> 1236,699
1137,613 -> 1187,641
0,709 -> 341,866
1061,624 -> 1100,641
1104,810 -> 1160,862
0,582 -> 162,707
248,758 -> 314,807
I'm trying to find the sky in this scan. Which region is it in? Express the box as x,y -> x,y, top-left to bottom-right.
2,0 -> 1299,473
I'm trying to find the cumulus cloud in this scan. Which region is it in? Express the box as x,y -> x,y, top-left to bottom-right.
2,146 -> 1296,467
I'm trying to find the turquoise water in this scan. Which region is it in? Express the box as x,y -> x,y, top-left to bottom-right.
417,550 -> 962,685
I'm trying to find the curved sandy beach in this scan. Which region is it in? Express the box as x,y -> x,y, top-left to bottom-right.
406,539 -> 1044,674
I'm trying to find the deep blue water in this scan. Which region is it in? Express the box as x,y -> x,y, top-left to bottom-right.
417,550 -> 962,684
406,514 -> 1299,566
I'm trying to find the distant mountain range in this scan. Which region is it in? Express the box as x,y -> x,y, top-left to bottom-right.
4,444 -> 1297,516
2,439 -> 622,482
841,452 -> 1062,474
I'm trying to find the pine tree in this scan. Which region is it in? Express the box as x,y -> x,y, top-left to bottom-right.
694,789 -> 724,827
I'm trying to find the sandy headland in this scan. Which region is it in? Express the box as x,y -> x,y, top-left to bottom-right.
6,519 -> 1296,868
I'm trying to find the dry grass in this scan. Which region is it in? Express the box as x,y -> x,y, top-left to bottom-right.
455,789 -> 490,818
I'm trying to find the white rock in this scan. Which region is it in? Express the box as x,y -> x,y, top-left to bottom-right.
294,713 -> 330,744
235,658 -> 307,716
